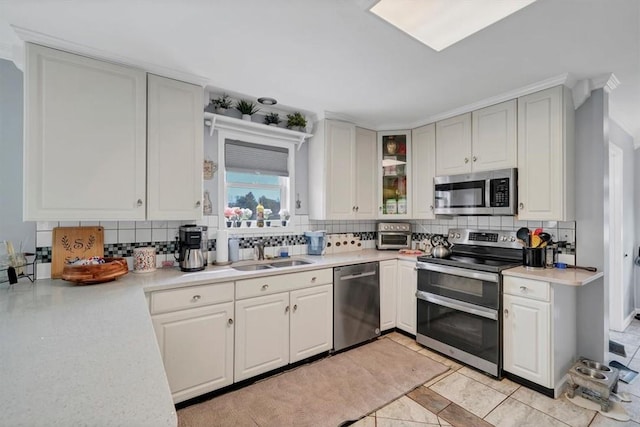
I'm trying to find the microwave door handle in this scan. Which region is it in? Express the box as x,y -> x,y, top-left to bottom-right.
416,291 -> 498,321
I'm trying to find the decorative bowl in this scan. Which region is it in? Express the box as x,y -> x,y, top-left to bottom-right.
61,257 -> 129,285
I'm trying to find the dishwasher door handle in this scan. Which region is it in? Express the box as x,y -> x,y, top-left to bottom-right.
339,271 -> 378,281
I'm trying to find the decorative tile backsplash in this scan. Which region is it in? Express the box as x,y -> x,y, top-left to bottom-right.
34,216 -> 576,279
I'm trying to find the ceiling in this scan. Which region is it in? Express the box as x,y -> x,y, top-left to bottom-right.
1,0 -> 638,144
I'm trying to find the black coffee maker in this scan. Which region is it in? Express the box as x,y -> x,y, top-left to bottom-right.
176,225 -> 205,272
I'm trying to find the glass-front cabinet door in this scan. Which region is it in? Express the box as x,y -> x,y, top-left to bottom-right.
378,130 -> 412,218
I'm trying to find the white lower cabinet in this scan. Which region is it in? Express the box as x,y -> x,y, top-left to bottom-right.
150,282 -> 235,404
234,270 -> 333,382
502,276 -> 576,396
380,260 -> 398,331
503,293 -> 551,387
235,292 -> 290,381
396,260 -> 417,335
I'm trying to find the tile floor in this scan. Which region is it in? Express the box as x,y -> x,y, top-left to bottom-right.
354,324 -> 640,427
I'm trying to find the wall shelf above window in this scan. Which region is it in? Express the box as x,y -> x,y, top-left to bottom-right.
204,112 -> 313,149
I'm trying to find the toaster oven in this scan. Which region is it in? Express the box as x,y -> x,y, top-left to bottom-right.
376,222 -> 412,250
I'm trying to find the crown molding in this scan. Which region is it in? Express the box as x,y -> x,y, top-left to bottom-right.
12,25 -> 209,86
572,73 -> 620,109
590,73 -> 620,93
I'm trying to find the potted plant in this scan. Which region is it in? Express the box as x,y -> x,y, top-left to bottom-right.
263,208 -> 272,226
286,112 -> 307,132
213,93 -> 232,114
264,112 -> 281,126
240,208 -> 253,227
235,99 -> 260,121
279,209 -> 290,226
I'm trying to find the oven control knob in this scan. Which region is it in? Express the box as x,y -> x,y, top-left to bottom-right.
455,233 -> 461,239
501,236 -> 507,242
449,232 -> 455,238
509,236 -> 516,242
383,225 -> 389,230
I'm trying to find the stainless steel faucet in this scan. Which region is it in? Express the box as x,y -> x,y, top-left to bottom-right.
256,240 -> 265,260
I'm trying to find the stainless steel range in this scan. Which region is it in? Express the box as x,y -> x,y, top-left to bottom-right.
416,228 -> 521,377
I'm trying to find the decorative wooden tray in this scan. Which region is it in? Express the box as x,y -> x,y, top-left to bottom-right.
61,257 -> 128,285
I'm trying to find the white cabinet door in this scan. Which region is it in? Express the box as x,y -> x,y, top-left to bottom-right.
412,124 -> 436,219
354,127 -> 377,219
235,292 -> 289,381
379,260 -> 398,331
24,43 -> 146,220
152,302 -> 234,403
503,294 -> 551,387
290,284 -> 333,363
147,74 -> 203,220
435,113 -> 472,176
396,260 -> 417,335
326,121 -> 357,219
471,100 -> 517,172
517,86 -> 574,221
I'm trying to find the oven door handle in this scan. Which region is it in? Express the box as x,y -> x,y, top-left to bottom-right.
415,262 -> 499,283
416,291 -> 498,321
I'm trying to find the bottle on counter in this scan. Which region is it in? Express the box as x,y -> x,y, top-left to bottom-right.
256,203 -> 265,228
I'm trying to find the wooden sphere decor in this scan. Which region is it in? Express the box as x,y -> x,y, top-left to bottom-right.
61,257 -> 129,285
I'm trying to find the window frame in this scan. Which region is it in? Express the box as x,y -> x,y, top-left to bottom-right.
216,126 -> 296,234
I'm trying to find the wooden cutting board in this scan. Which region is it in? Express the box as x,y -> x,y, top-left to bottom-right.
52,226 -> 104,279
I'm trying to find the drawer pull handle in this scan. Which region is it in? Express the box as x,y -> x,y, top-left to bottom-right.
519,286 -> 527,293
504,309 -> 509,318
311,277 -> 317,282
137,199 -> 143,207
285,305 -> 290,314
262,284 -> 269,290
192,295 -> 201,301
228,318 -> 234,325
293,304 -> 298,312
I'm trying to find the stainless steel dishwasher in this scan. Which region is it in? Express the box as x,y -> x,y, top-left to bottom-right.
333,262 -> 380,352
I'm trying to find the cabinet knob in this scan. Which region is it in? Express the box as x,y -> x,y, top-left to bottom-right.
137,199 -> 143,207
464,157 -> 469,163
355,206 -> 359,212
311,277 -> 317,282
195,201 -> 201,207
430,205 -> 434,211
352,206 -> 356,212
472,156 -> 477,162
228,318 -> 234,325
261,284 -> 269,290
504,309 -> 509,317
519,286 -> 527,293
285,305 -> 290,314
293,304 -> 298,312
192,295 -> 201,301
519,202 -> 524,209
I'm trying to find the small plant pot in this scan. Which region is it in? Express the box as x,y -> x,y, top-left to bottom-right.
245,220 -> 252,227
226,221 -> 232,228
265,220 -> 271,227
281,220 -> 288,227
215,107 -> 228,115
242,114 -> 252,121
234,221 -> 242,228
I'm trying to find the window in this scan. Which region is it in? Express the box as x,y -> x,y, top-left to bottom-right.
221,137 -> 293,226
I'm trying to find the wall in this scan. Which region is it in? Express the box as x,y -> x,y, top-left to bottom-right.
574,88 -> 608,362
609,120 -> 636,315
0,59 -> 36,259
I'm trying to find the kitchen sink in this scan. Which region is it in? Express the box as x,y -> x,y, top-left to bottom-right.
232,259 -> 313,271
232,264 -> 275,271
269,259 -> 313,268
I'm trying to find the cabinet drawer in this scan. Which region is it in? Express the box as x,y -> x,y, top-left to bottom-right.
236,268 -> 333,299
150,281 -> 234,314
504,277 -> 550,302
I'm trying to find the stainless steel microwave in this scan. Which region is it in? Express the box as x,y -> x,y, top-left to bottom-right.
433,168 -> 517,216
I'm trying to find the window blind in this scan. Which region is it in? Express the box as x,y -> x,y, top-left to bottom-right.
225,140 -> 289,176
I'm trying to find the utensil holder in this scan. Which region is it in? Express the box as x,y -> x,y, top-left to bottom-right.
523,247 -> 545,269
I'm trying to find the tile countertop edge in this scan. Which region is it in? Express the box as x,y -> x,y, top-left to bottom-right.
502,265 -> 604,286
0,249 -> 413,426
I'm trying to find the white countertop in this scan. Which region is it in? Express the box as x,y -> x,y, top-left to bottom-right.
503,265 -> 604,286
0,249 -> 413,426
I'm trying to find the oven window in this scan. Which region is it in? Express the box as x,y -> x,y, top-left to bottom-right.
417,269 -> 498,309
380,233 -> 409,246
417,299 -> 498,364
435,180 -> 485,208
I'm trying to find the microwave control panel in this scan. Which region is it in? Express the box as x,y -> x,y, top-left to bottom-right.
490,178 -> 510,207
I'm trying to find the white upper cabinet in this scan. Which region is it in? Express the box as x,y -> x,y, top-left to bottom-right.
435,113 -> 471,176
147,74 -> 203,220
435,101 -> 517,177
24,43 -> 147,220
412,123 -> 436,219
517,86 -> 574,221
471,100 -> 517,172
308,120 -> 376,220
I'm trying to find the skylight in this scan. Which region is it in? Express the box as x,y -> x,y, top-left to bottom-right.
370,0 -> 537,52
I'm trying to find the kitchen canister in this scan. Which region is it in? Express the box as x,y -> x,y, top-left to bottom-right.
133,247 -> 156,273
229,238 -> 240,262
